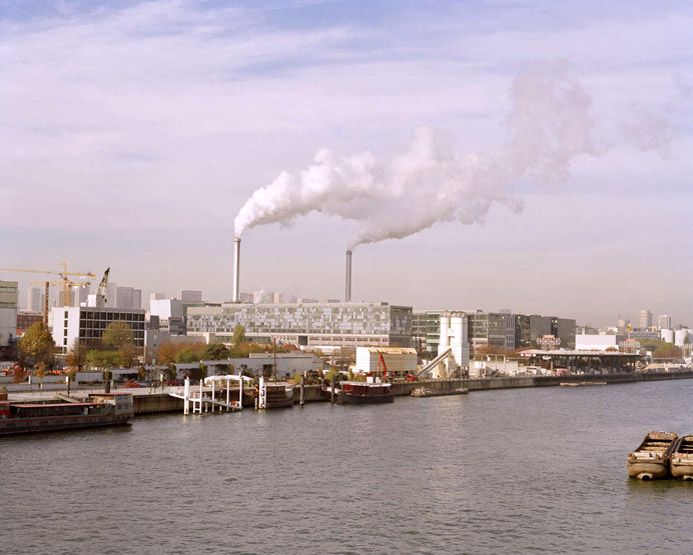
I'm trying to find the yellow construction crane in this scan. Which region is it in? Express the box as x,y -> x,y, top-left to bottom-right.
0,262 -> 96,325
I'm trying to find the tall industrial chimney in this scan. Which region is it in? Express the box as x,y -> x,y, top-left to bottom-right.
233,238 -> 241,303
345,250 -> 352,302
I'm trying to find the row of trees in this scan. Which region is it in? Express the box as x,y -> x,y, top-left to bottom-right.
155,325 -> 294,365
17,320 -> 139,373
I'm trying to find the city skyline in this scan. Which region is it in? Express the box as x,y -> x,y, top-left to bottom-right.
2,1 -> 692,326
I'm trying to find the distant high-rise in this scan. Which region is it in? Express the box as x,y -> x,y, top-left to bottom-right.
639,310 -> 653,330
178,290 -> 202,302
71,285 -> 89,307
657,314 -> 672,330
26,286 -> 44,313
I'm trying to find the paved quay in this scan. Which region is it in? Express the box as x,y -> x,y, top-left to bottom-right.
7,369 -> 693,415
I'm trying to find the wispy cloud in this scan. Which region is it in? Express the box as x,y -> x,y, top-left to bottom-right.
1,1 -> 691,323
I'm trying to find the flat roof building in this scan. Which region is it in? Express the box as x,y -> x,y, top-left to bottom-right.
51,306 -> 145,352
0,281 -> 18,348
187,302 -> 412,348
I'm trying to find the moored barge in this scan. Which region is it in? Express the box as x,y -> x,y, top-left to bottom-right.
670,435 -> 693,480
338,381 -> 394,405
410,387 -> 469,397
627,431 -> 678,480
0,393 -> 133,435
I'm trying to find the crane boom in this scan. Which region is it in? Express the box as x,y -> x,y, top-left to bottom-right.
96,268 -> 110,307
0,263 -> 96,316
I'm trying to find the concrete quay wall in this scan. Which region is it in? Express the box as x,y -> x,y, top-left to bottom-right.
133,394 -> 183,415
129,370 -> 693,415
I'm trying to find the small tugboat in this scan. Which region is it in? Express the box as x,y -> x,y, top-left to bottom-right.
627,431 -> 678,480
670,435 -> 693,480
0,392 -> 133,435
410,387 -> 469,397
257,376 -> 294,409
337,352 -> 394,405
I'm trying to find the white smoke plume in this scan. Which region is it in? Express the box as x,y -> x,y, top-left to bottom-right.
233,64 -> 667,248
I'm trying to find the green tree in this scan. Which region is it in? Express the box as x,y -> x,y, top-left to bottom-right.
653,343 -> 682,360
86,349 -> 122,368
102,320 -> 134,349
18,322 -> 55,368
101,321 -> 137,368
175,345 -> 207,364
203,343 -> 230,360
232,325 -> 246,348
34,361 -> 47,388
66,340 -> 87,372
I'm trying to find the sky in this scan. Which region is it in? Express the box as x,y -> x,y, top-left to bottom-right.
1,0 -> 692,327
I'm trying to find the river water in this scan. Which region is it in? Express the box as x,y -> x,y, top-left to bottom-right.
2,379 -> 692,554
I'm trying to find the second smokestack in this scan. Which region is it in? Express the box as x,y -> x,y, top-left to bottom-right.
233,238 -> 241,303
345,250 -> 352,302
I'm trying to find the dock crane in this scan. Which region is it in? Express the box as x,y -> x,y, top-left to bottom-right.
0,263 -> 96,325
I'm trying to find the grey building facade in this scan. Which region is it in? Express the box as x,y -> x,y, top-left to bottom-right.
187,302 -> 413,348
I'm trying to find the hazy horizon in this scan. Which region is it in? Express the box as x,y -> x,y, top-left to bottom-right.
2,1 -> 691,327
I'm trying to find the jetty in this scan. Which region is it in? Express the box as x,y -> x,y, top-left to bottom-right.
168,375 -> 252,415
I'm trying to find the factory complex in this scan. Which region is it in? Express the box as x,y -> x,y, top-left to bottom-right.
1,243 -> 691,378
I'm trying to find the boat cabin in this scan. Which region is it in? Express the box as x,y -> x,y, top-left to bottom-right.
88,393 -> 134,417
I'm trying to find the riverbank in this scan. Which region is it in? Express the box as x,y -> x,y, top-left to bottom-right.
7,369 -> 693,415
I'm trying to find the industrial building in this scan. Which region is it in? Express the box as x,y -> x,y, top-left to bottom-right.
438,312 -> 471,370
187,302 -> 413,348
412,310 -> 444,354
353,346 -> 418,377
414,309 -> 576,355
173,352 -> 324,379
51,306 -> 146,352
467,311 -> 515,352
0,281 -> 18,348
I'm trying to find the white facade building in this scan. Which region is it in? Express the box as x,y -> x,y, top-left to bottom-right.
575,334 -> 617,351
51,306 -> 145,352
0,281 -> 18,347
674,329 -> 690,347
660,329 -> 674,344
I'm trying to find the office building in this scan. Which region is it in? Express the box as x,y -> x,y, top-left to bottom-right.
657,314 -> 672,330
187,302 -> 412,348
639,310 -> 653,330
51,306 -> 145,352
0,281 -> 18,347
27,286 -> 44,313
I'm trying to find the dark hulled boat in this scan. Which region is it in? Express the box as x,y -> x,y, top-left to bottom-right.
337,381 -> 394,404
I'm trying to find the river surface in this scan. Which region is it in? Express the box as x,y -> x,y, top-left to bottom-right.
2,379 -> 692,554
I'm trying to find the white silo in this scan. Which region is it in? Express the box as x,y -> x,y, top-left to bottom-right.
450,312 -> 470,369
